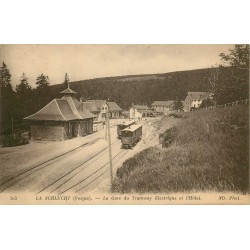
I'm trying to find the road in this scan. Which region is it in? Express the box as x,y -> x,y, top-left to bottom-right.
0,118 -> 161,194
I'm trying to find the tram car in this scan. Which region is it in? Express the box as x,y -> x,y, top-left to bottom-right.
117,120 -> 135,139
121,124 -> 142,149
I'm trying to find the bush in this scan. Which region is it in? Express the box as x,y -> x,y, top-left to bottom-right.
168,112 -> 187,119
159,127 -> 177,148
199,98 -> 214,108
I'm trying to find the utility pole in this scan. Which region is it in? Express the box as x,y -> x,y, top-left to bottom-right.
12,117 -> 14,133
144,106 -> 147,144
105,116 -> 108,141
106,102 -> 113,183
132,103 -> 135,122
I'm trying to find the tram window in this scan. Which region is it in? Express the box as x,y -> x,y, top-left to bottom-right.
122,131 -> 132,137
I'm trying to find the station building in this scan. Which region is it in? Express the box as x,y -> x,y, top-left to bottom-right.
24,86 -> 96,141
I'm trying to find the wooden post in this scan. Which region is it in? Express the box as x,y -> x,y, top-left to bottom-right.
105,118 -> 108,141
144,106 -> 147,144
106,102 -> 113,184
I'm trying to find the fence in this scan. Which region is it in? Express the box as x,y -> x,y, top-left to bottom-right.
93,122 -> 104,132
193,99 -> 249,111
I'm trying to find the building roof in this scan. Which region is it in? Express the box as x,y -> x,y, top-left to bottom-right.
131,104 -> 153,113
108,102 -> 122,111
151,101 -> 175,107
60,87 -> 77,94
81,100 -> 106,112
24,96 -> 95,121
81,100 -> 122,112
187,92 -> 209,100
133,104 -> 150,110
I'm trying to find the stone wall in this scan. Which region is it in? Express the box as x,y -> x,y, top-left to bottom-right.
30,119 -> 94,141
31,123 -> 65,140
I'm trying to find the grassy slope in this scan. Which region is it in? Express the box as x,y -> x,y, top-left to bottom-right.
112,105 -> 249,193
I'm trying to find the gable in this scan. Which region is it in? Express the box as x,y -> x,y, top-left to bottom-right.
152,101 -> 175,107
187,92 -> 209,100
108,102 -> 122,111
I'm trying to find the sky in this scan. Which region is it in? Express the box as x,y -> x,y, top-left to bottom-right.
0,44 -> 233,87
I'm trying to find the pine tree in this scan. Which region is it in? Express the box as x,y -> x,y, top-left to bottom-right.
0,62 -> 15,134
34,73 -> 51,110
15,73 -> 33,120
36,73 -> 50,89
0,62 -> 12,90
16,73 -> 32,93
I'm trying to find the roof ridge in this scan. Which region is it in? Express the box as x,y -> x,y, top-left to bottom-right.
55,100 -> 67,121
66,96 -> 82,119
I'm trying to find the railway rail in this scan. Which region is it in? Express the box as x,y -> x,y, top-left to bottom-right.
0,138 -> 120,193
57,149 -> 129,195
37,139 -> 121,194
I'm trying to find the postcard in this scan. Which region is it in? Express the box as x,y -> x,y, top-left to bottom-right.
0,44 -> 249,204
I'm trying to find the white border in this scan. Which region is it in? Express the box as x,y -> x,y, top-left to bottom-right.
0,0 -> 249,44
0,0 -> 249,250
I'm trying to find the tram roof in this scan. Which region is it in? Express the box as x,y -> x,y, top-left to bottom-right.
118,120 -> 135,126
122,124 -> 142,132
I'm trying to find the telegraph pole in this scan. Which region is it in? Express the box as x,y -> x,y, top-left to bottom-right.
106,102 -> 113,183
144,106 -> 147,144
132,103 -> 135,122
105,117 -> 108,141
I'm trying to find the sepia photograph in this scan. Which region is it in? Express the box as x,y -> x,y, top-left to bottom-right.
1,2 -> 250,250
0,44 -> 249,204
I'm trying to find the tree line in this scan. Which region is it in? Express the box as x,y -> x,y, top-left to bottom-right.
0,44 -> 249,135
0,67 -> 70,135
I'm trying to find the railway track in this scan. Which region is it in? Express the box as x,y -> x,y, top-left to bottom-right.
75,150 -> 130,194
37,140 -> 121,194
57,149 -> 129,195
0,138 -> 120,193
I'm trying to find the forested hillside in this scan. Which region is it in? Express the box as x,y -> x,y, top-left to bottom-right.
50,68 -> 211,109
